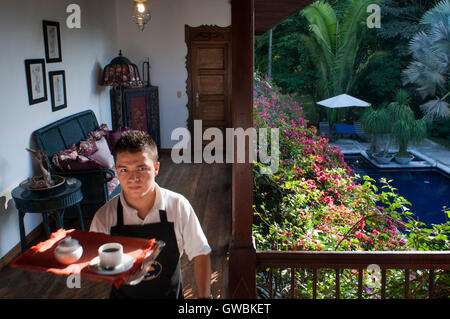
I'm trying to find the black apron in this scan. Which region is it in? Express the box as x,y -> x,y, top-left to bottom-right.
109,198 -> 183,299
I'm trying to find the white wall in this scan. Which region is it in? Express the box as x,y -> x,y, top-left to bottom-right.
0,0 -> 118,258
114,0 -> 231,149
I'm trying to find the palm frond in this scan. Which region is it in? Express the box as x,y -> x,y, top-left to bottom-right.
333,36 -> 359,94
403,27 -> 448,99
409,118 -> 428,144
302,1 -> 338,53
404,0 -> 450,100
430,20 -> 450,54
361,107 -> 393,134
420,98 -> 450,120
300,34 -> 332,98
395,89 -> 412,105
421,0 -> 450,25
408,31 -> 433,59
339,0 -> 381,49
391,119 -> 411,147
387,90 -> 415,123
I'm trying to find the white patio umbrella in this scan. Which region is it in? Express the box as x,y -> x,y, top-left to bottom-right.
317,94 -> 371,108
317,94 -> 371,125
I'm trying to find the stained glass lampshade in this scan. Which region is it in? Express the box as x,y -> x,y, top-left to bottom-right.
101,50 -> 144,88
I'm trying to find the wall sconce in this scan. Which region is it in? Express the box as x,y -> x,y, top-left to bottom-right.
132,0 -> 151,32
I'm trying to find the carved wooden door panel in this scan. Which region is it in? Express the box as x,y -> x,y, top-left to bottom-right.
185,25 -> 231,149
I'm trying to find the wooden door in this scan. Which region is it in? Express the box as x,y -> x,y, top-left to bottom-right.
185,25 -> 232,150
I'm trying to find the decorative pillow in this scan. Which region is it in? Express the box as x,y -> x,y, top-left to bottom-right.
77,136 -> 98,157
51,145 -> 78,170
89,137 -> 115,169
67,155 -> 104,171
88,123 -> 109,141
106,126 -> 131,152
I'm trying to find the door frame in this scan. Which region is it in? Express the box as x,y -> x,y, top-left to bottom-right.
184,24 -> 232,141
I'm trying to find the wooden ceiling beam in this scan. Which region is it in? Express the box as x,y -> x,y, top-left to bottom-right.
254,0 -> 314,35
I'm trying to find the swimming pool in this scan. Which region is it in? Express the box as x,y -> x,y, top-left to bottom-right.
345,154 -> 450,225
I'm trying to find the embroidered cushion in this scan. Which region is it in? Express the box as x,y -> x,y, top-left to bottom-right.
89,137 -> 115,169
51,145 -> 78,170
88,123 -> 109,140
77,136 -> 98,157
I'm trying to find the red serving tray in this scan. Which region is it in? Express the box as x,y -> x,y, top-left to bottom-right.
11,229 -> 155,288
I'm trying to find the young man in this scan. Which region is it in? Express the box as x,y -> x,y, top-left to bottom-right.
90,130 -> 212,299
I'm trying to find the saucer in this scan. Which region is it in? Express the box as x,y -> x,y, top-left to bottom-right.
88,253 -> 134,275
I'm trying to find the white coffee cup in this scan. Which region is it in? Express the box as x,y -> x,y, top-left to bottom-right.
98,243 -> 123,270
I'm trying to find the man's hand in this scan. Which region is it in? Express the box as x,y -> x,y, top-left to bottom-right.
125,241 -> 165,285
194,253 -> 212,298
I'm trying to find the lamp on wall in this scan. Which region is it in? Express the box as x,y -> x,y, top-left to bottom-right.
101,50 -> 143,128
132,0 -> 151,32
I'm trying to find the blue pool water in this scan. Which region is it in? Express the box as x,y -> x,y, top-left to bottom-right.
345,155 -> 450,225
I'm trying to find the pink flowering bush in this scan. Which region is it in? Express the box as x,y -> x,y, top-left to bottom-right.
253,76 -> 414,252
253,75 -> 450,298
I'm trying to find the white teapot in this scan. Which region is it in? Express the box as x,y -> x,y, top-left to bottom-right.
54,236 -> 83,265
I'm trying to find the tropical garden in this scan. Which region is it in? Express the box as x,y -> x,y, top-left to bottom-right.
253,0 -> 450,298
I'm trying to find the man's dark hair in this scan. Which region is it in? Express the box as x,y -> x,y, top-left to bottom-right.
112,130 -> 158,163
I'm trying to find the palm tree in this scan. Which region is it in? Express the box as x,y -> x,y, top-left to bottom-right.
301,0 -> 383,99
361,106 -> 393,155
402,0 -> 450,120
377,0 -> 438,55
387,90 -> 428,157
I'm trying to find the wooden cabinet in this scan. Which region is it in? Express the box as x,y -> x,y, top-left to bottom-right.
110,86 -> 160,148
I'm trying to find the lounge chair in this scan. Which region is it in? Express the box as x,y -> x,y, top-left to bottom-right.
319,122 -> 333,140
334,123 -> 357,139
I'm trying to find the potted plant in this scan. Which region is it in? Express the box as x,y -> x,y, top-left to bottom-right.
388,90 -> 427,164
361,106 -> 394,163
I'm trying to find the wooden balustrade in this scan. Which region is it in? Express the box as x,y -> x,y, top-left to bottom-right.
256,250 -> 450,299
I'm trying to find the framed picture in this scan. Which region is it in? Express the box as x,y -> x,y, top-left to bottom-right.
43,20 -> 62,63
49,70 -> 67,112
25,59 -> 47,105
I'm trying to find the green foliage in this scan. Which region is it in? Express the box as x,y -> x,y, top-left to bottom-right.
360,106 -> 393,154
387,90 -> 428,156
377,0 -> 438,52
354,51 -> 406,106
361,107 -> 392,136
428,117 -> 450,138
300,0 -> 383,99
351,0 -> 438,111
402,0 -> 450,120
254,11 -> 316,95
253,76 -> 450,299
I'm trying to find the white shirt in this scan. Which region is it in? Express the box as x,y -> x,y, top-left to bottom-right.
89,183 -> 211,261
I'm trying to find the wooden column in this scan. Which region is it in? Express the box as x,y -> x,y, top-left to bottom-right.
228,0 -> 256,299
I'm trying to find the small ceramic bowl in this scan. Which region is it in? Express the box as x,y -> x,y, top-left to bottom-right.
54,236 -> 83,265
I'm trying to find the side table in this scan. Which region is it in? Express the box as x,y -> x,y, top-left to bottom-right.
12,177 -> 84,252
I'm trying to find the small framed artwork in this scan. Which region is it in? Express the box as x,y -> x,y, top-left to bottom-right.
25,59 -> 47,105
49,70 -> 67,112
43,20 -> 62,63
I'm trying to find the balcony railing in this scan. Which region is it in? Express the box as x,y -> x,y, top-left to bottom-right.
256,250 -> 450,299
